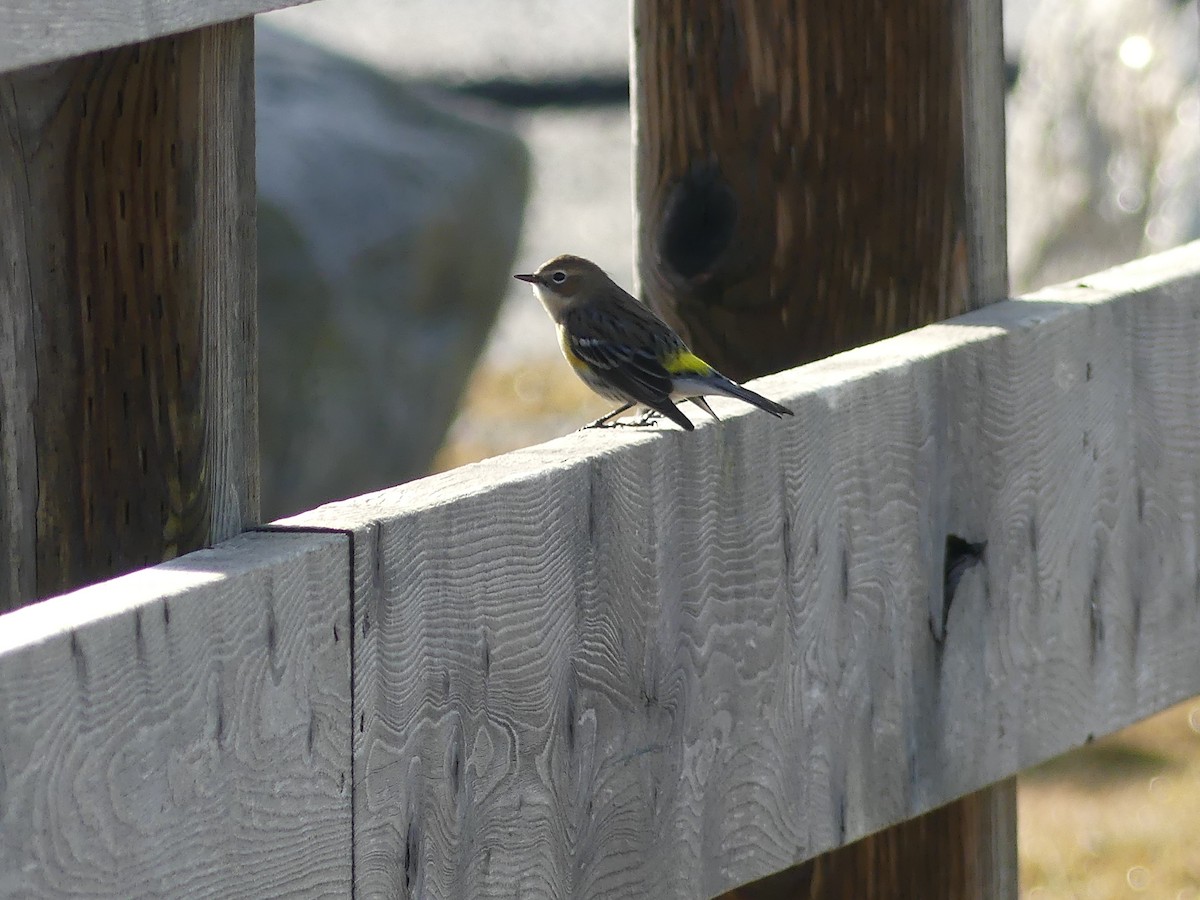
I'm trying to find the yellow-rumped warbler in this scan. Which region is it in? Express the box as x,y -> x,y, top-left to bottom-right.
515,254 -> 793,431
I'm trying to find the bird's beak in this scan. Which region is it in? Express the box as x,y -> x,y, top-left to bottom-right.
513,272 -> 538,284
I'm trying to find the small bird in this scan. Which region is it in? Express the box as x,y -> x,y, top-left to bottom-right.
514,254 -> 793,431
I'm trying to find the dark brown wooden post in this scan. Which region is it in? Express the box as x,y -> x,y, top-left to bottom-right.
633,0 -> 1005,381
632,0 -> 1013,896
722,783 -> 1018,899
0,21 -> 259,611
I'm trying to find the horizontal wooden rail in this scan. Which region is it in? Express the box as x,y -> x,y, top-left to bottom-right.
285,243 -> 1200,897
0,0 -> 311,74
3,244 -> 1200,896
0,532 -> 351,898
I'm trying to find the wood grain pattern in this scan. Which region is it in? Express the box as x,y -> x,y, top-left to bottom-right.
0,113 -> 38,608
767,0 -> 1015,892
959,0 -> 1008,309
281,244 -> 1200,898
0,530 -> 352,898
0,0 -> 311,75
0,22 -> 258,610
631,0 -> 971,381
724,781 -> 1017,899
633,0 -> 1013,894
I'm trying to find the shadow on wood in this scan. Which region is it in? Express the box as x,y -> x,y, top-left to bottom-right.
722,783 -> 1018,899
632,0 -> 982,382
0,22 -> 258,610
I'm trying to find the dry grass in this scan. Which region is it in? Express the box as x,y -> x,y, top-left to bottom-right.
1019,699 -> 1200,899
438,359 -> 1200,899
433,358 -> 617,471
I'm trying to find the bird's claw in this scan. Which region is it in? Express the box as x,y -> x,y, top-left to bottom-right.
580,409 -> 661,430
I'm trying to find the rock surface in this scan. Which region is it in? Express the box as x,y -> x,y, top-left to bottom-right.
256,25 -> 530,518
261,0 -> 629,82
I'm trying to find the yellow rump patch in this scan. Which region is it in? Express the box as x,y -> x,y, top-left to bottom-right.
663,350 -> 712,376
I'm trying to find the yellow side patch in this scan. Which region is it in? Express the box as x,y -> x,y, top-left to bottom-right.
663,350 -> 712,376
559,327 -> 589,371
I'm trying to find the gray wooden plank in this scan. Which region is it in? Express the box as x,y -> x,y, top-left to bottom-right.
0,2 -> 311,74
281,243 -> 1200,898
197,22 -> 262,545
961,0 -> 1009,309
0,530 -> 352,898
951,0 -> 1018,889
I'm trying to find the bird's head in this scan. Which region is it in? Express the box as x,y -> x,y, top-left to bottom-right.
514,254 -> 607,318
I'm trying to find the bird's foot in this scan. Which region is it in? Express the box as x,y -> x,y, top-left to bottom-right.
628,409 -> 661,426
580,417 -> 617,430
579,403 -> 637,431
580,409 -> 660,430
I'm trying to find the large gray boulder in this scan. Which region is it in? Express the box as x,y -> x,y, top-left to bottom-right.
256,25 -> 529,518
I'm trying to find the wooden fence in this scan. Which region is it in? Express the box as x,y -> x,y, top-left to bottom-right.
4,0 -> 1200,896
4,243 -> 1200,896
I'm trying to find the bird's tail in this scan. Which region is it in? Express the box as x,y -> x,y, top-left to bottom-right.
709,376 -> 793,418
653,399 -> 696,431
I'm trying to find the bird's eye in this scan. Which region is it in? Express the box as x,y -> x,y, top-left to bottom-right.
552,271 -> 567,284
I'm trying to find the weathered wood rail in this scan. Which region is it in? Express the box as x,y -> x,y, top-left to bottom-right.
0,532 -> 352,896
4,245 -> 1200,897
0,0 -> 309,74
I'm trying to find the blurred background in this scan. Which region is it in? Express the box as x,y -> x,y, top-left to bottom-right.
257,0 -> 1200,895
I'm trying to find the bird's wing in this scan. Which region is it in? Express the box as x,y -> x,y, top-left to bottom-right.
566,309 -> 674,405
565,305 -> 694,430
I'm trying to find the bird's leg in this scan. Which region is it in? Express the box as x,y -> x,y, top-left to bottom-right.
582,402 -> 635,429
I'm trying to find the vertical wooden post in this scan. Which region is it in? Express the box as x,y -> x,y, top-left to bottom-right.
632,0 -> 1014,896
633,0 -> 1006,380
0,21 -> 259,611
722,782 -> 1018,899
